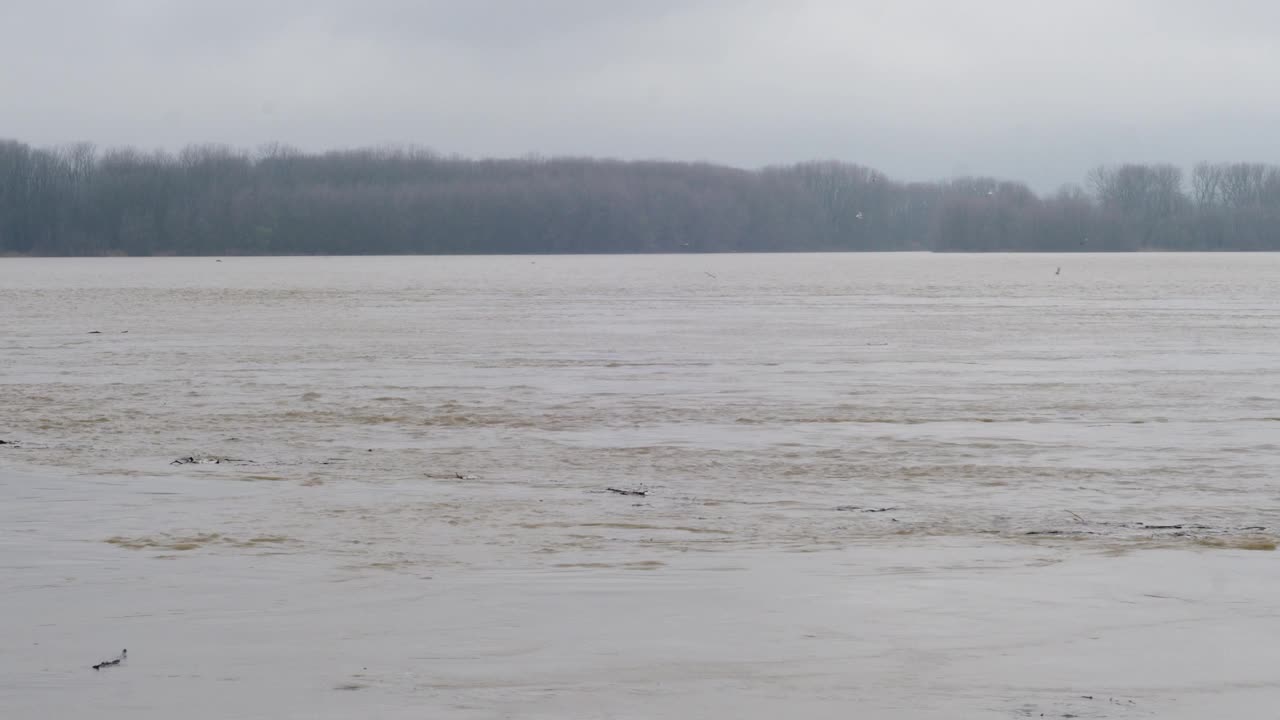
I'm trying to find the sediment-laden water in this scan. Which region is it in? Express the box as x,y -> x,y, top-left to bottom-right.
3,253 -> 1279,718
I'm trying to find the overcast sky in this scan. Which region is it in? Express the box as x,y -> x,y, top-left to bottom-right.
2,0 -> 1278,190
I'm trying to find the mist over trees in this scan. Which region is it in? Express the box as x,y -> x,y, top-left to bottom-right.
1,138 -> 1278,256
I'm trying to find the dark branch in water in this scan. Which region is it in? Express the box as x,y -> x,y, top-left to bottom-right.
92,649 -> 126,670
607,487 -> 647,497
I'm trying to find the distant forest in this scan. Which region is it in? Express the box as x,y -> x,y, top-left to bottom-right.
2,138 -> 1279,255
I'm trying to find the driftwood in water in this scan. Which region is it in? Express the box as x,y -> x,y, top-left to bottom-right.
607,487 -> 647,497
93,649 -> 127,670
1025,520 -> 1268,538
170,455 -> 246,466
835,506 -> 896,513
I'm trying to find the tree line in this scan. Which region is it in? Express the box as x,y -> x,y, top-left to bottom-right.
1,138 -> 1278,255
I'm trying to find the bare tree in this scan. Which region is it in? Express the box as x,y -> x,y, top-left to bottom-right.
1192,162 -> 1223,207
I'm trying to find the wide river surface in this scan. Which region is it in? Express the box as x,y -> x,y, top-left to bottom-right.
2,253 -> 1279,718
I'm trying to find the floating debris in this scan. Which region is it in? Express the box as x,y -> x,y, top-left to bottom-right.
92,649 -> 126,670
1022,519 -> 1269,540
170,455 -> 247,466
835,506 -> 897,513
607,487 -> 647,497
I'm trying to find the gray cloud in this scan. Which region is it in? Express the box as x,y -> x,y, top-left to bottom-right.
2,0 -> 1278,189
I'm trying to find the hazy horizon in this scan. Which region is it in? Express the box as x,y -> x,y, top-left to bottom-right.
5,1 -> 1280,192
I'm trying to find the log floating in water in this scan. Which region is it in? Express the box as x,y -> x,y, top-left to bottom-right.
92,649 -> 127,670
